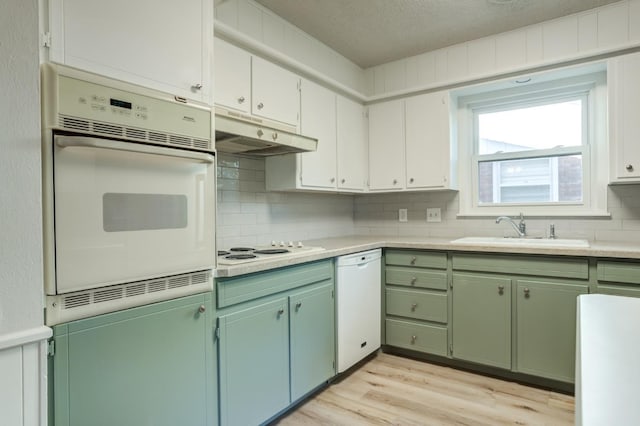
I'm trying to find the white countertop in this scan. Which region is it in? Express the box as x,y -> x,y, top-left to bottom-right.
576,294 -> 640,426
215,235 -> 640,277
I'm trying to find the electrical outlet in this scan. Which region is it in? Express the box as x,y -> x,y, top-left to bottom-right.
427,208 -> 441,223
399,209 -> 408,222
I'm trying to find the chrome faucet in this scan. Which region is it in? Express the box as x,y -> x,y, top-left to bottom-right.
496,213 -> 526,237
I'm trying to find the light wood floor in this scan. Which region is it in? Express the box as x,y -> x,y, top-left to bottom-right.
276,353 -> 574,425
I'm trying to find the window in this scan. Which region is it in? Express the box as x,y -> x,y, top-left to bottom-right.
456,66 -> 609,217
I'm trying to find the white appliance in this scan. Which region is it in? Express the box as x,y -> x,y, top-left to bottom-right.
336,249 -> 382,373
217,243 -> 325,265
41,63 -> 216,325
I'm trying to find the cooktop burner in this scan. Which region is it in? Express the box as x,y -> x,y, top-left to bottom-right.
225,253 -> 257,260
218,250 -> 230,256
229,247 -> 255,252
253,249 -> 290,255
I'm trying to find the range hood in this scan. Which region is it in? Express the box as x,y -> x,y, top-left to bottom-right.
215,108 -> 317,156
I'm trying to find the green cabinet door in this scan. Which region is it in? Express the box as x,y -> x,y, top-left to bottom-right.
218,297 -> 290,426
289,281 -> 335,402
452,273 -> 512,369
515,279 -> 588,382
51,293 -> 215,426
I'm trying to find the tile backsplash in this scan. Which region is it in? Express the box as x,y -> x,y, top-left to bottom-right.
354,185 -> 640,243
217,152 -> 640,246
216,153 -> 354,248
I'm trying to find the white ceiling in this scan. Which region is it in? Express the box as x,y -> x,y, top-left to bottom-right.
254,0 -> 622,68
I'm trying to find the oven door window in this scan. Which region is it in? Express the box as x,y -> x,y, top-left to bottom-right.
103,193 -> 188,232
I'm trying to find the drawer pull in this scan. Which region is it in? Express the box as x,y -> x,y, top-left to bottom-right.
277,308 -> 285,317
411,303 -> 418,312
295,301 -> 302,311
498,285 -> 504,295
410,256 -> 417,265
411,277 -> 417,285
411,335 -> 417,344
524,288 -> 530,298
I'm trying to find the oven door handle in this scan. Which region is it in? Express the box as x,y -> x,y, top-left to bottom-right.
55,136 -> 215,164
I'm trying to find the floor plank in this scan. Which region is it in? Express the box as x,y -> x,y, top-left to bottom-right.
276,353 -> 574,426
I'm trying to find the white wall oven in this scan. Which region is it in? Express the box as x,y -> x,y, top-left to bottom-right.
41,64 -> 215,325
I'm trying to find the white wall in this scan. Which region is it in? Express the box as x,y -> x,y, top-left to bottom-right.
0,1 -> 50,425
217,153 -> 355,248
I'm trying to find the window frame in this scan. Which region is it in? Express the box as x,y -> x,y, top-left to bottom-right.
455,66 -> 609,218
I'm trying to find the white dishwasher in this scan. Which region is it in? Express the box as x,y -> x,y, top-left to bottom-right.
336,248 -> 382,373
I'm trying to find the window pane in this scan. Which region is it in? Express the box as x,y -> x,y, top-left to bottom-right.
478,155 -> 582,204
478,99 -> 583,154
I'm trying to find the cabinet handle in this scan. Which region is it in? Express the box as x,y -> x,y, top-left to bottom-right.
341,178 -> 346,184
198,304 -> 206,313
411,303 -> 418,312
626,164 -> 634,172
409,177 -> 414,183
330,177 -> 336,183
277,308 -> 285,316
238,96 -> 245,104
295,301 -> 302,311
410,256 -> 417,265
411,277 -> 417,285
498,285 -> 504,295
271,132 -> 278,141
524,288 -> 530,298
257,102 -> 264,110
191,83 -> 203,91
411,335 -> 417,344
393,179 -> 398,185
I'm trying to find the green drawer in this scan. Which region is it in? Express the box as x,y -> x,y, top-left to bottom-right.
386,288 -> 447,323
597,260 -> 640,285
386,266 -> 447,290
217,260 -> 334,308
452,253 -> 588,280
385,250 -> 447,269
597,285 -> 640,298
385,318 -> 447,356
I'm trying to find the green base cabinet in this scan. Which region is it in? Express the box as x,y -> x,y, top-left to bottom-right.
597,260 -> 640,297
452,273 -> 511,369
290,283 -> 335,402
216,260 -> 335,426
384,249 -> 449,357
218,298 -> 290,426
452,253 -> 589,383
515,279 -> 587,382
50,293 -> 215,426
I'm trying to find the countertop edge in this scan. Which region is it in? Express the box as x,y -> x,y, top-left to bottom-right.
215,236 -> 640,278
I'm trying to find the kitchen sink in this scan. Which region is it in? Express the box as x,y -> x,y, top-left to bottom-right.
451,237 -> 590,248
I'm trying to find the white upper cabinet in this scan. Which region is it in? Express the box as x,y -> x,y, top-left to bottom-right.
368,100 -> 405,191
266,81 -> 368,193
298,79 -> 337,189
214,38 -> 300,129
214,38 -> 251,114
336,96 -> 367,192
48,0 -> 213,103
251,56 -> 300,127
405,91 -> 454,189
609,52 -> 640,183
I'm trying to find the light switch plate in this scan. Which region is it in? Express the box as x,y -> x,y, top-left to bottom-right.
427,208 -> 441,222
399,209 -> 408,222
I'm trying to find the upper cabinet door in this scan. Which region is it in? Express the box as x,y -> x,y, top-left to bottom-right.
368,100 -> 405,191
214,38 -> 251,114
609,52 -> 640,182
48,0 -> 213,103
299,79 -> 337,188
251,56 -> 300,127
337,96 -> 367,192
405,91 -> 452,189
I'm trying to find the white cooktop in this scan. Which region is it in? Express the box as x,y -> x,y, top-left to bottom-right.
217,245 -> 325,265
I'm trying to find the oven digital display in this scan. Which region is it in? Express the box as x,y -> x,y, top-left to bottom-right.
110,98 -> 132,110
